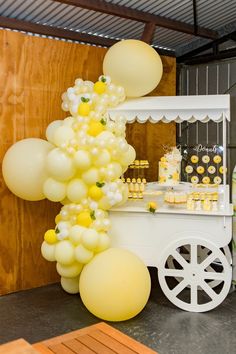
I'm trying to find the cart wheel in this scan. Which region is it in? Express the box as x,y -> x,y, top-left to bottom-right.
167,245 -> 232,289
158,239 -> 232,312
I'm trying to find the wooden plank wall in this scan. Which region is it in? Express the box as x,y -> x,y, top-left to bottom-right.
0,29 -> 176,295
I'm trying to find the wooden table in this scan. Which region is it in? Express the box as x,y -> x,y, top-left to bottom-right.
0,322 -> 158,354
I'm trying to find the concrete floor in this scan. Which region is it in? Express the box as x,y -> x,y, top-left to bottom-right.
0,268 -> 235,354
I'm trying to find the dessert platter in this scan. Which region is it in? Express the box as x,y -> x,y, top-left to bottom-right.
108,95 -> 233,312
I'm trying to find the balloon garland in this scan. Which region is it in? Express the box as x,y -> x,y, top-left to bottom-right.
2,39 -> 163,313
41,75 -> 136,293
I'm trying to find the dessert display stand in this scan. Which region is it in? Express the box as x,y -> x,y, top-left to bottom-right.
108,95 -> 233,312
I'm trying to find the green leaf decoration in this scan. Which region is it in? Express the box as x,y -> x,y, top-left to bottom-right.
96,181 -> 105,188
168,175 -> 172,179
101,76 -> 106,83
100,118 -> 107,125
90,210 -> 96,220
149,207 -> 156,213
81,97 -> 90,103
55,227 -> 60,234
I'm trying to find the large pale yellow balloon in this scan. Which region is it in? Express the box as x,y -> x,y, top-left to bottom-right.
79,248 -> 151,321
103,39 -> 163,97
2,138 -> 53,201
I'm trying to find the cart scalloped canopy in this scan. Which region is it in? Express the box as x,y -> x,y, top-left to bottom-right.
108,94 -> 230,123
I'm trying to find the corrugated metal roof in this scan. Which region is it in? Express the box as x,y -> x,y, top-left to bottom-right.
0,0 -> 235,54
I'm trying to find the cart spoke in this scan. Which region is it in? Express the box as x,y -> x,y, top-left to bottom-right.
190,283 -> 198,305
171,279 -> 189,297
190,243 -> 198,265
163,269 -> 186,277
203,271 -> 225,280
199,251 -> 217,270
171,249 -> 189,268
200,280 -> 217,300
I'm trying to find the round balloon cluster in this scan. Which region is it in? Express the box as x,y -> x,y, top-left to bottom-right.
41,75 -> 135,293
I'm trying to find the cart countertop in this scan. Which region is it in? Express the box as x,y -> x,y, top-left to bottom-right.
110,201 -> 234,217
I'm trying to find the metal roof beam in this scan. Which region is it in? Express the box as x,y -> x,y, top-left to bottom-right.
180,47 -> 236,65
0,16 -> 175,56
53,0 -> 218,39
177,30 -> 236,62
0,15 -> 116,46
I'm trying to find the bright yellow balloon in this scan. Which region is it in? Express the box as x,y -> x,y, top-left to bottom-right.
88,185 -> 103,201
79,248 -> 151,321
77,211 -> 93,227
44,229 -> 57,244
103,39 -> 163,97
2,138 -> 53,201
61,276 -> 80,294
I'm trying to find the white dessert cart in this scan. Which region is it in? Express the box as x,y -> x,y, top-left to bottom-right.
108,95 -> 233,312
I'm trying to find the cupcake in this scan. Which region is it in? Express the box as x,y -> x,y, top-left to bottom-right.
197,166 -> 205,174
213,155 -> 222,164
185,165 -> 193,174
208,165 -> 216,174
191,155 -> 199,163
202,155 -> 210,163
